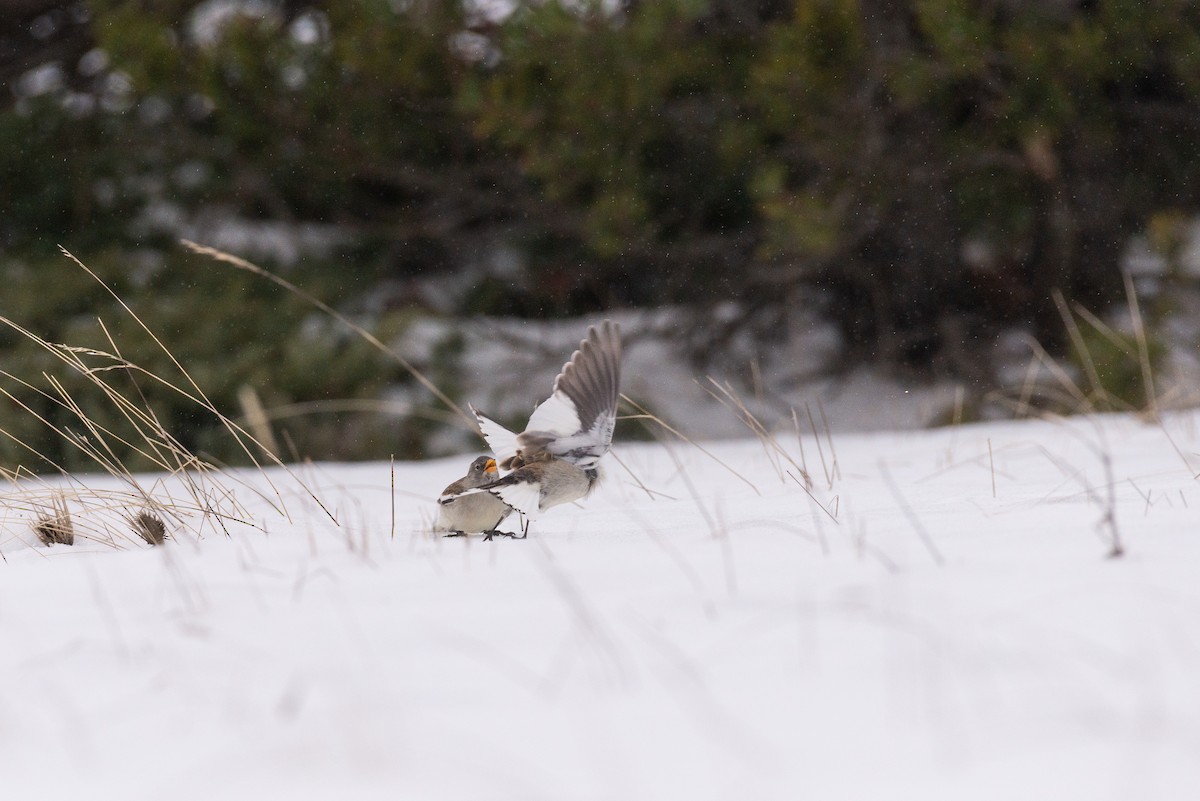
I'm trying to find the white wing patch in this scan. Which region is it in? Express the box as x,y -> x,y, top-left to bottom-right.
472,406 -> 520,467
542,412 -> 614,469
525,391 -> 582,438
490,482 -> 543,518
440,486 -> 484,504
468,320 -> 620,474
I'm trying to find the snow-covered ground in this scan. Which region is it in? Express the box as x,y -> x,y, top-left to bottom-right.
2,411 -> 1199,800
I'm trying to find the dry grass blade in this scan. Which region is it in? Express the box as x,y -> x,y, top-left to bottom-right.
786,470 -> 838,524
1053,289 -> 1107,406
1124,273 -> 1158,421
620,393 -> 761,496
816,398 -> 840,482
1016,334 -> 1096,415
1015,348 -> 1042,417
988,437 -> 997,498
804,402 -> 833,489
56,246 -> 303,521
700,377 -> 782,481
701,377 -> 813,488
238,385 -> 281,458
608,447 -> 672,501
878,461 -> 945,567
246,398 -> 462,427
790,408 -> 813,489
1071,303 -> 1138,357
180,239 -> 476,433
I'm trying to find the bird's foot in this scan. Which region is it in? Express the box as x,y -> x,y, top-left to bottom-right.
442,531 -> 467,538
482,530 -> 521,541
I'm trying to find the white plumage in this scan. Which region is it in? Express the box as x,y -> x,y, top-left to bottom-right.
451,320 -> 622,532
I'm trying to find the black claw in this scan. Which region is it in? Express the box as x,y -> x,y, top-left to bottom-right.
483,529 -> 521,541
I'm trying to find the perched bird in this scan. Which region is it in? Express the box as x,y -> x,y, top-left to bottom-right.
450,320 -> 622,538
434,456 -> 513,538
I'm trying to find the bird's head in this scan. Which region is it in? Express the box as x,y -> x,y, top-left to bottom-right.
469,455 -> 498,478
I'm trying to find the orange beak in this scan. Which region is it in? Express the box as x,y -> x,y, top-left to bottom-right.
484,458 -> 497,475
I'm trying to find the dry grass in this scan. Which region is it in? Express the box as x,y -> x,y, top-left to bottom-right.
175,239 -> 1158,568
700,377 -> 816,489
0,241 -> 1165,565
620,393 -> 761,495
180,239 -> 476,433
175,242 -> 859,554
993,280 -> 1164,422
0,247 -> 341,552
33,495 -> 74,546
976,324 -> 1145,559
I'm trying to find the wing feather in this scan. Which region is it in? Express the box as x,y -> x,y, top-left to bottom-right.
488,480 -> 543,518
553,320 -> 621,437
473,406 -> 520,467
471,320 -> 622,473
524,392 -> 583,439
519,321 -> 621,467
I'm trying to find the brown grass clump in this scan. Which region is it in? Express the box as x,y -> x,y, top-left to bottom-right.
131,510 -> 167,545
34,497 -> 74,546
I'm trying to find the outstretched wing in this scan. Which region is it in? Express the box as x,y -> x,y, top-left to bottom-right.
472,405 -> 520,468
521,320 -> 621,469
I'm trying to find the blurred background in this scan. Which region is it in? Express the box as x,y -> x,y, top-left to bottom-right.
4,0 -> 1200,470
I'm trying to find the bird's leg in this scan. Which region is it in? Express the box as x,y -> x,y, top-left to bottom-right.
483,529 -> 520,541
483,514 -> 529,541
479,511 -> 515,541
442,530 -> 467,538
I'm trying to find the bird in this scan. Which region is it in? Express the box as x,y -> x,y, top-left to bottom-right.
434,456 -> 513,538
448,320 -> 621,538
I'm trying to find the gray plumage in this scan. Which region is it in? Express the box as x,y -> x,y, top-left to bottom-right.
486,458 -> 595,517
504,319 -> 621,471
435,456 -> 512,537
455,320 -> 622,533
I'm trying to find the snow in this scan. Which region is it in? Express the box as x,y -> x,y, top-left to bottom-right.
2,411 -> 1200,800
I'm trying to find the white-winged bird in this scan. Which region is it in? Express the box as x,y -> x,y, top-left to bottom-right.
435,456 -> 513,538
454,320 -> 622,538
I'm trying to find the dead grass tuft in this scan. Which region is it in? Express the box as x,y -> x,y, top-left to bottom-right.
131,510 -> 168,545
34,496 -> 74,546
